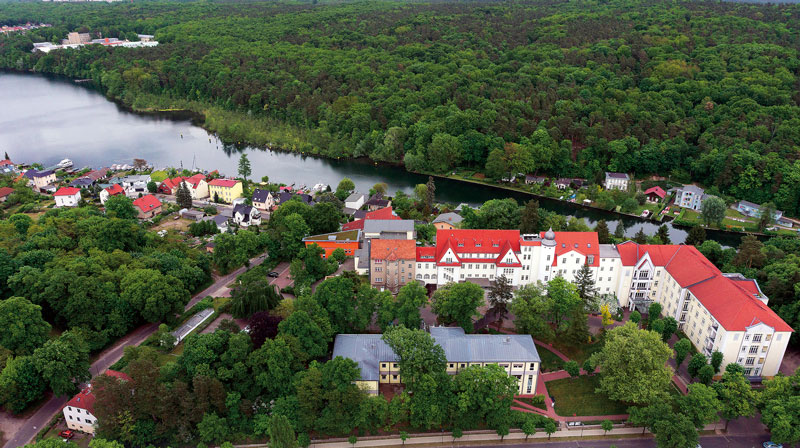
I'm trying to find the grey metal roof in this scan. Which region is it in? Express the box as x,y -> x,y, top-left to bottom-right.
333,327 -> 540,382
678,184 -> 704,194
363,219 -> 415,234
345,193 -> 367,203
737,200 -> 760,209
599,244 -> 620,258
213,215 -> 229,226
355,246 -> 370,269
433,212 -> 463,225
605,172 -> 629,180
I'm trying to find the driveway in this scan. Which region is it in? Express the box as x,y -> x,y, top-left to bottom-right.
1,251 -> 268,448
268,262 -> 292,290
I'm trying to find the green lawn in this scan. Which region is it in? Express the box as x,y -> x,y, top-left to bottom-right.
547,375 -> 629,417
552,334 -> 606,365
535,343 -> 565,372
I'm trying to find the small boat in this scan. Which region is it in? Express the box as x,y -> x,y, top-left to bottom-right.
57,159 -> 73,169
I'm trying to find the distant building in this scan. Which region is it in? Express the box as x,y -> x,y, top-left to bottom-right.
363,219 -> 416,240
179,209 -> 205,222
251,188 -> 273,211
432,212 -> 464,230
303,230 -> 361,258
364,193 -> 391,211
332,327 -> 541,396
208,179 -> 243,204
674,185 -> 706,210
0,186 -> 14,202
132,195 -> 162,219
342,206 -> 400,232
370,239 -> 416,292
643,186 -> 666,203
232,204 -> 261,227
63,370 -> 131,435
344,193 -> 367,210
100,184 -> 124,205
53,187 -> 81,207
525,175 -> 546,185
735,200 -> 783,222
604,172 -> 630,190
24,169 -> 56,191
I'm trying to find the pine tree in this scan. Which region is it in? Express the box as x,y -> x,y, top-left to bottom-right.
685,226 -> 706,246
3,152 -> 9,160
488,274 -> 513,325
564,310 -> 590,346
595,219 -> 610,243
520,200 -> 540,234
614,223 -> 626,240
573,263 -> 598,312
425,176 -> 436,214
238,153 -> 252,180
655,225 -> 671,244
176,181 -> 193,209
634,228 -> 647,244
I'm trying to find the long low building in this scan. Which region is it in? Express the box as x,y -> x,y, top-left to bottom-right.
400,229 -> 792,380
332,326 -> 541,396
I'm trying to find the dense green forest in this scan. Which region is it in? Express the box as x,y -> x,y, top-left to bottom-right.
1,0 -> 800,216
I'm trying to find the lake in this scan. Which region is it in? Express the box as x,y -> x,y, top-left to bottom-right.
0,71 -> 746,246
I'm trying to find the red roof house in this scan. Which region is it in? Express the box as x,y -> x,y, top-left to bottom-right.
644,186 -> 666,202
342,206 -> 401,231
0,186 -> 14,202
63,370 -> 131,434
54,187 -> 81,196
132,194 -> 162,219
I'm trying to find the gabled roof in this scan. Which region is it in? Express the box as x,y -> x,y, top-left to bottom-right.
252,188 -> 270,203
0,159 -> 13,166
677,184 -> 705,194
104,184 -> 124,196
416,246 -> 436,260
345,193 -> 367,203
54,187 -> 81,196
133,194 -> 161,212
64,370 -> 131,414
434,229 -> 521,263
432,212 -> 463,225
343,206 -> 401,231
209,178 -> 239,188
542,231 -> 600,267
605,172 -> 629,180
370,239 -> 416,261
363,219 -> 414,235
644,186 -> 666,199
184,174 -> 205,187
0,187 -> 14,198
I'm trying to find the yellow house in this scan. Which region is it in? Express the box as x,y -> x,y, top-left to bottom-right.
208,179 -> 243,204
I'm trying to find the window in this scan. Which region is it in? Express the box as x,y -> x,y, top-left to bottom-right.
526,376 -> 533,394
746,357 -> 755,366
745,334 -> 750,341
449,363 -> 454,368
758,357 -> 765,364
562,257 -> 567,263
744,368 -> 752,376
766,334 -> 772,341
749,346 -> 758,354
547,255 -> 551,261
513,364 -> 523,369
753,334 -> 762,342
762,346 -> 768,353
741,346 -> 747,352
381,363 -> 387,369
375,277 -> 382,282
392,363 -> 398,369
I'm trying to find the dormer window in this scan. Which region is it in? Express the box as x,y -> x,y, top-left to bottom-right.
476,243 -> 481,247
561,243 -> 566,248
587,243 -> 591,248
493,243 -> 499,247
574,243 -> 578,248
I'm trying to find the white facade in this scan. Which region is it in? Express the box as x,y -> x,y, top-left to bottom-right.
63,404 -> 97,434
604,172 -> 629,190
55,192 -> 81,207
345,193 -> 366,210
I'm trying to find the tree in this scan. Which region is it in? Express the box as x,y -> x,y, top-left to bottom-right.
565,309 -> 590,346
197,412 -> 229,444
544,420 -> 557,439
176,181 -> 193,209
758,202 -> 777,231
452,364 -> 518,431
278,310 -> 330,360
425,176 -> 436,214
688,353 -> 707,379
732,235 -> 766,269
600,304 -> 613,327
573,263 -> 598,311
679,383 -> 720,428
335,178 -> 355,201
146,180 -> 157,193
621,197 -> 639,213
564,360 -> 580,377
120,269 -> 187,322
601,419 -> 613,435
331,247 -> 346,263
655,225 -> 671,244
650,318 -> 665,336
431,282 -> 483,332
758,368 -> 800,445
674,338 -> 692,368
595,219 -> 610,244
104,195 -> 137,219
248,311 -> 282,349
238,153 -> 252,180
32,331 -> 91,397
614,223 -> 626,240
0,355 -> 46,413
379,281 -> 428,330
630,310 -> 641,326
698,364 -> 715,385
231,278 -> 282,318
701,196 -> 726,227
710,351 -> 723,373
519,200 -> 540,234
347,436 -> 357,447
487,275 -> 513,325
510,282 -> 555,341
714,366 -> 756,429
583,359 -> 595,375
652,413 -> 699,448
269,414 -> 298,448
0,297 -> 50,355
647,302 -> 662,328
590,322 -> 673,404
522,417 -> 537,440
661,317 -> 677,342
633,228 -> 647,244
685,226 -> 706,246
546,277 -> 582,332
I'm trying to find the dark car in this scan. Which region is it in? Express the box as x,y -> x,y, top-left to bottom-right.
267,271 -> 280,278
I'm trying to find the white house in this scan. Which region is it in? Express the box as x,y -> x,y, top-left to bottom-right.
604,172 -> 630,190
232,204 -> 262,227
54,187 -> 81,207
99,184 -> 125,205
674,185 -> 706,210
252,188 -> 274,210
63,370 -> 131,434
345,193 -> 367,210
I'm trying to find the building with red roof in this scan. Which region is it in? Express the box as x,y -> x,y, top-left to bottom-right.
99,183 -> 124,205
370,239 -> 416,292
63,370 -> 131,434
0,186 -> 14,202
644,186 -> 666,202
159,174 -> 209,199
53,187 -> 81,207
208,178 -> 243,203
132,194 -> 162,219
342,206 -> 401,231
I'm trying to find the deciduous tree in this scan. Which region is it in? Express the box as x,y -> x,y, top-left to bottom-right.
431,281 -> 484,332
0,296 -> 50,355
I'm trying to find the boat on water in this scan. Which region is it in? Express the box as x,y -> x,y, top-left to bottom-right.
57,158 -> 73,169
311,183 -> 327,192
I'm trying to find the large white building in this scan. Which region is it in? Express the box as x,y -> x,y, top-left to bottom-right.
412,229 -> 793,379
63,370 -> 131,434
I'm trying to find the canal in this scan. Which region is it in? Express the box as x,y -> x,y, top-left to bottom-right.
0,71 -> 746,246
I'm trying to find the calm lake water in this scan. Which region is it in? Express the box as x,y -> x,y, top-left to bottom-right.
0,71 -> 746,246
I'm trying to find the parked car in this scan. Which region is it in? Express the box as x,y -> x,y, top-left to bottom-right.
267,271 -> 280,278
763,442 -> 782,448
59,430 -> 74,439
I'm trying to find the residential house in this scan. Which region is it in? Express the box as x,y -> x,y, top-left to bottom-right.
342,206 -> 401,232
54,187 -> 81,207
272,192 -> 314,209
184,174 -> 209,199
119,175 -> 151,197
332,327 -> 540,395
432,212 -> 464,230
644,186 -> 666,203
525,175 -> 546,185
252,189 -> 274,210
100,184 -> 125,204
79,168 -> 109,184
554,178 -> 571,190
370,239 -> 416,292
0,159 -> 16,174
232,204 -> 262,227
179,209 -> 205,221
363,219 -> 416,240
303,230 -> 361,258
735,201 -> 783,222
208,179 -> 243,203
132,195 -> 162,219
344,193 -> 367,210
674,185 -> 706,210
0,186 -> 13,202
211,215 -> 230,233
604,172 -> 630,190
365,193 -> 391,211
25,169 -> 56,191
63,370 -> 131,434
69,177 -> 94,189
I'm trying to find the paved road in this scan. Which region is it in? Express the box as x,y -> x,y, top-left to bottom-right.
484,434 -> 768,448
2,252 -> 268,448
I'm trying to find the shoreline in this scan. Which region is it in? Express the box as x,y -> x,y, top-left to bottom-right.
1,69 -> 784,241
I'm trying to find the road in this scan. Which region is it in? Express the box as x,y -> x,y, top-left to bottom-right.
2,252 -> 268,448
483,434 -> 769,448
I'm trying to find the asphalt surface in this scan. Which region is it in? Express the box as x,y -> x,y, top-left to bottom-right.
2,252 -> 268,448
488,434 -> 769,448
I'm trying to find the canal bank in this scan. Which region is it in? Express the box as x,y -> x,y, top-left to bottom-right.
0,71 -> 752,247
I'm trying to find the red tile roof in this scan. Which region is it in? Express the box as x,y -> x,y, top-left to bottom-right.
104,184 -> 124,196
0,186 -> 14,198
54,187 -> 81,196
371,239 -> 416,261
133,194 -> 162,212
184,174 -> 206,187
0,159 -> 13,166
160,177 -> 184,191
434,229 -> 521,265
342,206 -> 400,231
64,370 -> 131,414
209,179 -> 239,188
544,231 -> 600,266
644,186 -> 666,199
416,246 -> 436,260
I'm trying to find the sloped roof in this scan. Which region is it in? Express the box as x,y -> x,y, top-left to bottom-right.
0,187 -> 14,198
543,231 -> 600,267
370,239 -> 416,260
54,187 -> 80,196
252,188 -> 270,202
133,194 -> 162,212
433,212 -> 464,225
605,172 -> 629,180
416,246 -> 436,260
644,186 -> 666,199
104,184 -> 124,196
209,178 -> 239,188
64,370 -> 131,414
435,229 -> 521,261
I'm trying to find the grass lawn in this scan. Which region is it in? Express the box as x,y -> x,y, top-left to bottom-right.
535,343 -> 565,372
547,375 -> 629,417
552,334 -> 606,365
150,170 -> 168,182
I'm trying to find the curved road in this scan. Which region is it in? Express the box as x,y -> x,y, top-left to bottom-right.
2,252 -> 268,448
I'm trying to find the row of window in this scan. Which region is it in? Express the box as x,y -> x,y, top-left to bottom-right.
67,414 -> 94,425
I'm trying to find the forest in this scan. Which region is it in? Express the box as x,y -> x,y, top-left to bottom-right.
1,0 -> 800,215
